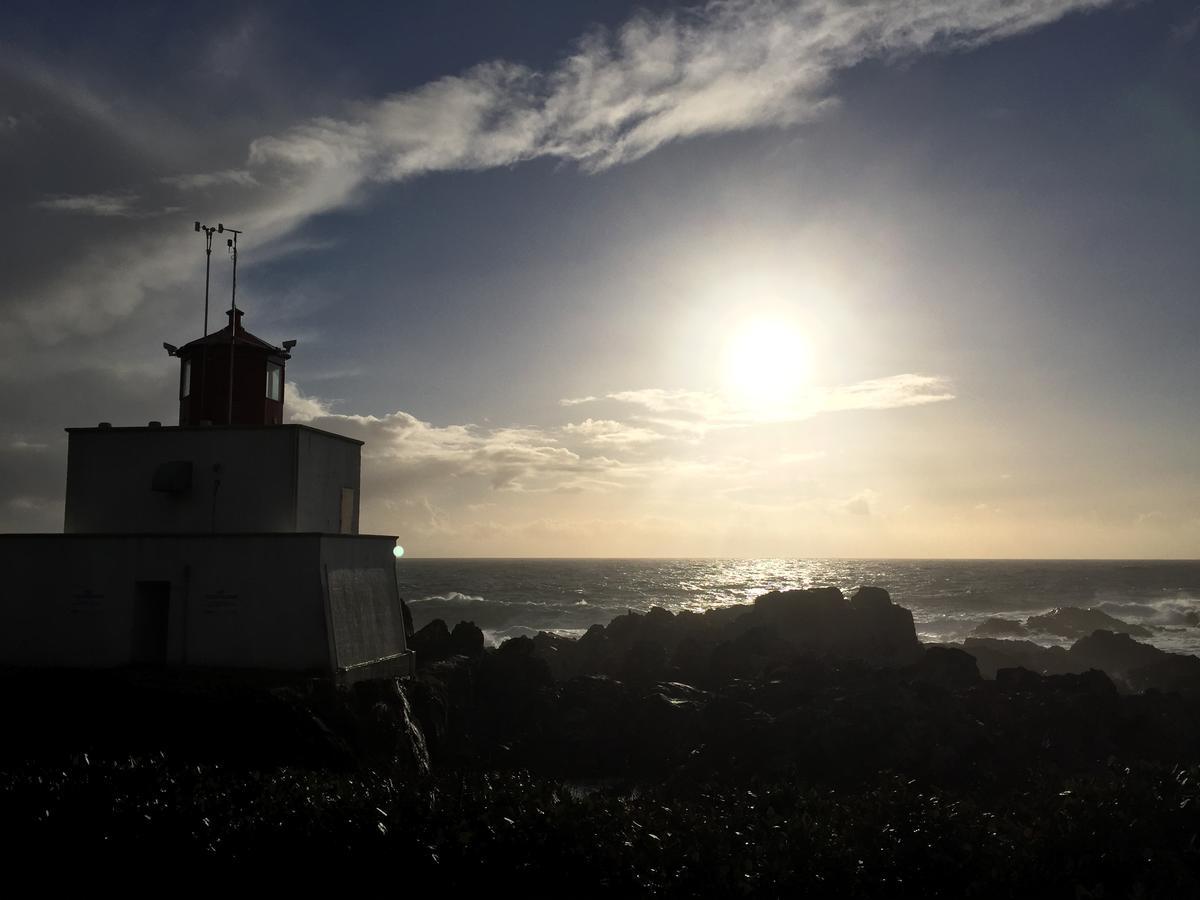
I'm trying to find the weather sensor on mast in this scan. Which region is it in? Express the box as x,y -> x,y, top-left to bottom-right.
165,220 -> 297,426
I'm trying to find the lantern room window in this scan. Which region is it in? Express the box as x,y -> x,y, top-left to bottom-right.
266,362 -> 283,402
181,359 -> 191,399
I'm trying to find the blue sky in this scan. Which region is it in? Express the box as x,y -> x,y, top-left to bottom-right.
1,0 -> 1197,556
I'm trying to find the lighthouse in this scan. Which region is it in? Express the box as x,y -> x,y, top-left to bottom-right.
0,238 -> 413,681
171,307 -> 293,427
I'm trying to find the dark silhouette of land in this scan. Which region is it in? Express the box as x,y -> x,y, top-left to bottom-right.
2,585 -> 1198,895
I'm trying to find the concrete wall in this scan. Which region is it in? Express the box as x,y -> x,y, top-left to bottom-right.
320,535 -> 408,674
64,425 -> 362,535
0,533 -> 411,675
296,430 -> 361,534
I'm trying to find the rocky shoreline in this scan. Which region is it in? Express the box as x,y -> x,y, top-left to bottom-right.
404,586 -> 1200,782
2,585 -> 1199,892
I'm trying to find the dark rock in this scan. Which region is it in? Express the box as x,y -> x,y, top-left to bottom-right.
907,646 -> 981,689
413,655 -> 477,760
654,681 -> 709,704
1043,668 -> 1120,701
411,619 -> 452,664
1068,630 -> 1165,677
708,626 -> 796,684
531,630 -> 581,681
449,621 -> 485,657
620,639 -> 668,686
399,597 -> 415,640
995,666 -> 1045,692
849,585 -> 893,612
970,617 -> 1029,638
1026,607 -> 1151,640
750,586 -> 922,664
349,677 -> 431,775
1126,653 -> 1200,698
754,586 -> 845,619
961,637 -> 1075,678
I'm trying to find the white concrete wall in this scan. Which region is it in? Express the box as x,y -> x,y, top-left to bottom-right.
320,535 -> 409,674
64,425 -> 362,534
296,429 -> 361,535
0,533 -> 411,675
0,535 -> 330,671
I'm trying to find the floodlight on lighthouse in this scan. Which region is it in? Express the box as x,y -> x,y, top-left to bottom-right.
282,340 -> 297,350
194,221 -> 201,232
163,342 -> 179,356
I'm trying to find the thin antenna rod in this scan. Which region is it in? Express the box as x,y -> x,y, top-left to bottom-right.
194,222 -> 218,335
194,221 -> 219,424
221,224 -> 243,425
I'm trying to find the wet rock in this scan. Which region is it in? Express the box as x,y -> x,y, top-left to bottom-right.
961,637 -> 1075,678
411,619 -> 452,664
1126,653 -> 1200,698
849,585 -> 893,612
995,666 -> 1045,693
399,598 -> 415,640
620,639 -> 668,686
970,618 -> 1029,638
708,626 -> 796,685
349,677 -> 431,775
1068,630 -> 1165,676
413,655 -> 477,760
749,586 -> 922,664
1026,607 -> 1151,640
907,646 -> 981,690
449,621 -> 485,657
531,630 -> 581,681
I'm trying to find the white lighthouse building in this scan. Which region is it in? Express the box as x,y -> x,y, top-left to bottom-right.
0,300 -> 413,682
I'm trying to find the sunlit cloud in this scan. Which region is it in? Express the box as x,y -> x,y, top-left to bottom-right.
562,373 -> 955,431
562,418 -> 665,447
820,374 -> 956,412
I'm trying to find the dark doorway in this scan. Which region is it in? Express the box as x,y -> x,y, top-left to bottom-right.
131,581 -> 171,665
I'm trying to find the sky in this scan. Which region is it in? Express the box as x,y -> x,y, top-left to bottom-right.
0,0 -> 1197,558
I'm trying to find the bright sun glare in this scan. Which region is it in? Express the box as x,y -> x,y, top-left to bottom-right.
722,318 -> 813,414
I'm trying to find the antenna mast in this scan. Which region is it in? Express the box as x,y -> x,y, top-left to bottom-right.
193,221 -> 218,335
219,224 -> 243,425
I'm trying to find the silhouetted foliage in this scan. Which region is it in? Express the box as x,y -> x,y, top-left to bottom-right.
1,757 -> 1197,896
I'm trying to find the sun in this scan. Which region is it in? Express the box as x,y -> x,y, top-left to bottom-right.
721,317 -> 813,414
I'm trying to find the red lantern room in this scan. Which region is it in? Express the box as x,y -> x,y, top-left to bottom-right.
170,307 -> 294,426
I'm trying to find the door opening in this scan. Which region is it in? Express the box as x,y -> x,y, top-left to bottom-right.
131,581 -> 171,665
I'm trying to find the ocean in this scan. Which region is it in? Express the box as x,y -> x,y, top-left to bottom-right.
396,558 -> 1200,656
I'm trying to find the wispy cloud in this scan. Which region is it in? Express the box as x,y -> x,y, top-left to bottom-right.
247,0 -> 1112,183
33,192 -> 139,217
821,373 -> 956,411
160,169 -> 258,190
562,373 -> 955,431
562,418 -> 665,447
288,389 -> 605,492
2,0 -> 1113,344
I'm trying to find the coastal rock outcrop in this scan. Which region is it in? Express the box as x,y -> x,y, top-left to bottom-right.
970,617 -> 1029,638
961,637 -> 1074,678
1026,606 -> 1151,640
518,585 -> 924,687
1068,629 -> 1166,674
410,618 -> 453,663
